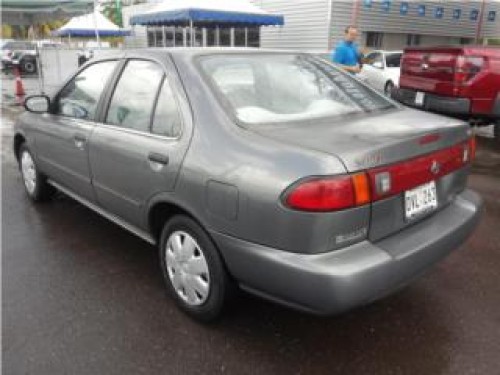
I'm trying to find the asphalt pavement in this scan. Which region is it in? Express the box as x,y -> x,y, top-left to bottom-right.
2,107 -> 500,375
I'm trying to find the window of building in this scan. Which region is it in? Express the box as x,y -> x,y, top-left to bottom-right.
248,27 -> 260,47
57,60 -> 118,120
106,60 -> 164,132
207,27 -> 217,46
406,34 -> 421,46
174,27 -> 184,47
219,27 -> 231,46
366,32 -> 384,48
152,79 -> 182,138
186,27 -> 203,47
235,28 -> 246,47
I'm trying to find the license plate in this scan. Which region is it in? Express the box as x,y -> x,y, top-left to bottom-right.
405,181 -> 438,220
415,91 -> 425,106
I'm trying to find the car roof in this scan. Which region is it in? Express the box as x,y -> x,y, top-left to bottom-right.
368,50 -> 403,54
95,47 -> 321,59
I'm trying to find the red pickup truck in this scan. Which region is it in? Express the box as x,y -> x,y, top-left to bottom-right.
393,46 -> 500,141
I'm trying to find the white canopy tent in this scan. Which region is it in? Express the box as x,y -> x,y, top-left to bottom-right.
54,11 -> 130,45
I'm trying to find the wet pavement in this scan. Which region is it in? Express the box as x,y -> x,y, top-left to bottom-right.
2,108 -> 500,375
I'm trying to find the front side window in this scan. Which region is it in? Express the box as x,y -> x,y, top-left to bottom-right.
367,52 -> 384,68
152,79 -> 182,137
57,60 -> 117,120
106,60 -> 164,132
200,54 -> 394,125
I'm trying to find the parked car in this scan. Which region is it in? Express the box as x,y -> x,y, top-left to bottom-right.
392,46 -> 500,141
2,50 -> 38,74
358,50 -> 402,96
1,40 -> 37,74
14,49 -> 482,321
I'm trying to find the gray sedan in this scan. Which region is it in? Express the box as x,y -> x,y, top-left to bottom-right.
14,49 -> 482,321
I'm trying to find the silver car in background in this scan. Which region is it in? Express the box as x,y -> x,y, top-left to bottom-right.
14,49 -> 482,321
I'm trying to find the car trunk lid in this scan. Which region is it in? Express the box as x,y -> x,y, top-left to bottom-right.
254,109 -> 473,242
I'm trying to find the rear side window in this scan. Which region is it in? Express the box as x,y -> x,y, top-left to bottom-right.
106,60 -> 164,132
385,53 -> 402,68
152,78 -> 182,138
57,60 -> 117,121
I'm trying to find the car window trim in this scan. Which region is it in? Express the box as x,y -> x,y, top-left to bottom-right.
149,74 -> 166,133
150,75 -> 185,138
103,58 -> 164,132
51,58 -> 120,122
100,57 -> 184,140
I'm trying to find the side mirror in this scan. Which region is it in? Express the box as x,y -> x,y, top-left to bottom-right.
372,61 -> 384,69
24,95 -> 50,113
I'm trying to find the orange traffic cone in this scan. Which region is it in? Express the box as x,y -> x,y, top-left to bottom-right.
14,66 -> 26,105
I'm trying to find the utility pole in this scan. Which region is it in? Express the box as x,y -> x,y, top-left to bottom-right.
475,0 -> 486,44
93,0 -> 101,48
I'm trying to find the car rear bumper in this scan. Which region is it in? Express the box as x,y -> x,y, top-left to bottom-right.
213,189 -> 482,315
392,88 -> 471,116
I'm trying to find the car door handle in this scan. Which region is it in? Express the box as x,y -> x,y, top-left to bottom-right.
148,152 -> 169,165
74,134 -> 87,150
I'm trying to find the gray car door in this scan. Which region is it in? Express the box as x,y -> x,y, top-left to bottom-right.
88,57 -> 191,229
33,60 -> 119,201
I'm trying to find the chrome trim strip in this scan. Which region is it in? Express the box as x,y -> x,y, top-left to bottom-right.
48,179 -> 156,245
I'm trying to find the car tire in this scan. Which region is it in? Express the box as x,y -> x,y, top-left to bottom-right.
21,59 -> 36,74
384,81 -> 395,97
18,144 -> 54,202
159,215 -> 234,322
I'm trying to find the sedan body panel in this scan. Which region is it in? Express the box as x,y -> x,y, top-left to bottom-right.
29,114 -> 97,202
89,127 -> 188,229
213,189 -> 482,315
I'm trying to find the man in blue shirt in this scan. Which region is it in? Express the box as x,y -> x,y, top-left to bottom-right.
332,25 -> 363,74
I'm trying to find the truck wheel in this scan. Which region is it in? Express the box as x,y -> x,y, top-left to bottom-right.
22,59 -> 37,74
18,144 -> 54,201
159,215 -> 234,322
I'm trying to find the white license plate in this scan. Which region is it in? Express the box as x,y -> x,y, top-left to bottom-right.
405,181 -> 438,220
415,91 -> 425,106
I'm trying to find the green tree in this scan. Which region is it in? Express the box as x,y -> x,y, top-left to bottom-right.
102,0 -> 123,27
1,25 -> 13,39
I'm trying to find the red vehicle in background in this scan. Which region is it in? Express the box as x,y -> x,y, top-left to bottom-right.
393,46 -> 500,141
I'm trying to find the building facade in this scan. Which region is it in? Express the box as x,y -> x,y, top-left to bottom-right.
121,1 -> 266,48
255,0 -> 500,51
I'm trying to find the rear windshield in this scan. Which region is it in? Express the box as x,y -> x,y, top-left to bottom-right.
199,54 -> 395,125
385,53 -> 402,68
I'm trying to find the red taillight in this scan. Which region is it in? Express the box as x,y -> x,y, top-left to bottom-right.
284,140 -> 474,212
284,173 -> 371,212
469,136 -> 476,161
454,56 -> 484,85
368,140 -> 473,200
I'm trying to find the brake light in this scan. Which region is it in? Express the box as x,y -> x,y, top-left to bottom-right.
454,56 -> 484,85
284,140 -> 474,212
283,174 -> 371,212
468,136 -> 476,161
